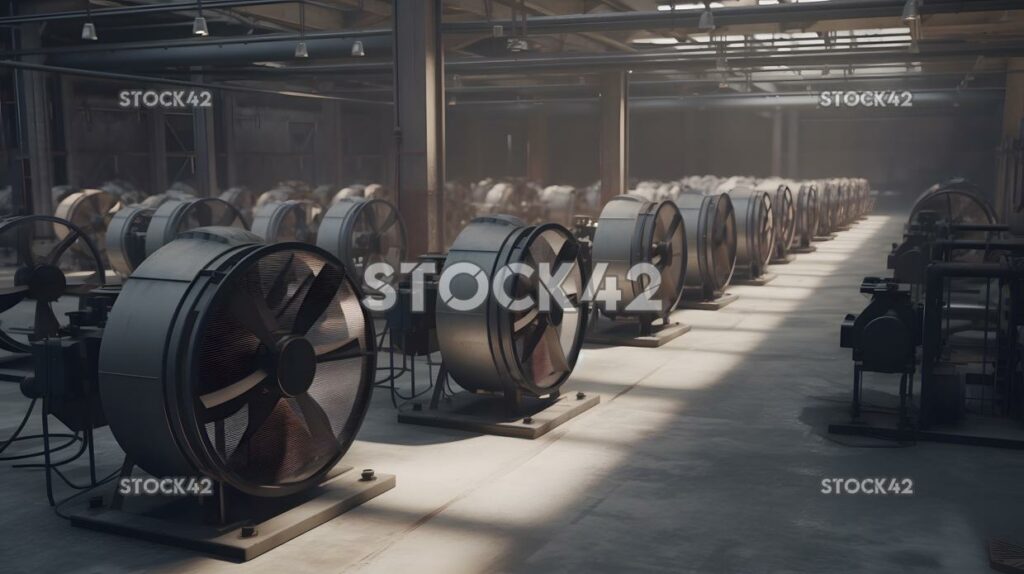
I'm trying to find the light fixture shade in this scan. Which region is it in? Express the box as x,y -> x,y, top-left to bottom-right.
192,16 -> 209,37
295,41 -> 309,58
351,40 -> 365,57
698,7 -> 715,30
81,22 -> 98,41
901,0 -> 919,23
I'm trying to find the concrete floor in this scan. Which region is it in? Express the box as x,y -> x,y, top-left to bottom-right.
3,208 -> 1024,573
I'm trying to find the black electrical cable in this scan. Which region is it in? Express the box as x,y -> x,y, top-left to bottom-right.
52,467 -> 122,521
0,433 -> 81,461
0,397 -> 37,456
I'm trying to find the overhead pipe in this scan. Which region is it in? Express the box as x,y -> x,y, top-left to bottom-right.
0,0 -> 346,26
442,0 -> 1023,35
49,34 -> 393,69
11,28 -> 390,59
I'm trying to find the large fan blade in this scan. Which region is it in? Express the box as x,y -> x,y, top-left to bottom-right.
542,325 -> 569,373
0,286 -> 29,313
45,230 -> 81,265
215,204 -> 237,226
229,287 -> 280,349
264,252 -> 296,308
376,207 -> 397,235
200,369 -> 269,409
665,212 -> 681,243
236,391 -> 280,451
294,392 -> 338,447
292,267 -> 342,335
520,319 -> 548,364
34,300 -> 61,339
513,307 -> 539,333
315,336 -> 363,362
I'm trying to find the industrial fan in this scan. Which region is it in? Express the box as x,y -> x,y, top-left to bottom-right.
793,182 -> 820,250
909,183 -> 996,230
676,192 -> 737,303
316,197 -> 406,294
817,180 -> 837,236
53,188 -> 120,264
436,216 -> 587,411
252,200 -> 322,244
99,228 -> 376,498
757,180 -> 796,262
219,186 -> 257,224
145,197 -> 247,256
728,186 -> 776,281
105,205 -> 155,277
0,215 -> 105,353
591,195 -> 687,326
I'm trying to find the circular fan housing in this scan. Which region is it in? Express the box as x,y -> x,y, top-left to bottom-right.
252,200 -> 321,244
145,197 -> 247,256
0,215 -> 105,352
591,195 -> 687,319
99,229 -> 374,497
437,216 -> 586,400
910,184 -> 996,261
762,182 -> 795,259
219,187 -> 256,224
795,182 -> 820,248
54,189 -> 119,263
677,192 -> 736,301
817,180 -> 837,235
727,187 -> 775,279
106,205 -> 155,277
316,198 -> 406,295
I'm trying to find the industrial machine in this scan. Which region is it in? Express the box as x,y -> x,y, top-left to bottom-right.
251,199 -> 322,244
590,194 -> 687,338
675,192 -> 737,304
105,205 -> 155,278
436,215 -> 586,413
756,179 -> 796,263
53,189 -> 120,265
793,182 -> 820,251
726,186 -> 775,281
144,197 -> 247,256
316,197 -> 406,295
840,277 -> 921,424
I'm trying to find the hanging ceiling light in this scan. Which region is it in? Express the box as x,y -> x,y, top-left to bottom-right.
698,2 -> 716,31
193,0 -> 209,36
901,0 -> 920,24
82,2 -> 97,41
351,40 -> 365,57
295,3 -> 309,58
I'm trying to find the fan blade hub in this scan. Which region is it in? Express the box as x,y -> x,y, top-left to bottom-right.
275,336 -> 317,397
28,265 -> 67,302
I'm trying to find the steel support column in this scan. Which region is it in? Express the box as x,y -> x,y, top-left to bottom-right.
599,70 -> 628,202
192,74 -> 218,196
770,107 -> 783,177
998,58 -> 1024,218
394,0 -> 445,254
785,109 -> 800,179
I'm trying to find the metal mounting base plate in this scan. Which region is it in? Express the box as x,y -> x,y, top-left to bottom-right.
732,272 -> 778,286
67,466 -> 395,562
813,233 -> 838,241
790,245 -> 817,254
770,254 -> 797,265
398,391 -> 599,439
678,292 -> 739,311
585,319 -> 691,348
